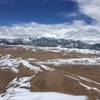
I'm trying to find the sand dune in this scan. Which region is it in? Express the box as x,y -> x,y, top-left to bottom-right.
0,46 -> 100,100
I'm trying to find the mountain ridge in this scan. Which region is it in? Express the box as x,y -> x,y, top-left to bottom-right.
0,37 -> 100,50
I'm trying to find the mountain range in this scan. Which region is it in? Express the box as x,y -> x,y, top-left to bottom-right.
0,37 -> 100,50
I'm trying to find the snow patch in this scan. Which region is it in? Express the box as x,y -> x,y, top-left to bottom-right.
0,55 -> 42,73
30,46 -> 100,54
8,76 -> 34,89
37,58 -> 100,65
0,88 -> 87,100
20,60 -> 42,74
40,65 -> 55,71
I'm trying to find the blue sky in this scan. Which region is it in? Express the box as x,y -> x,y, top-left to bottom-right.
0,0 -> 95,25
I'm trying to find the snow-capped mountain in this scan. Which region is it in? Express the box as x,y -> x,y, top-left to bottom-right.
0,37 -> 100,50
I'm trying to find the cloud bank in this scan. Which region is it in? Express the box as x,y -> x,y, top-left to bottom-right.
0,20 -> 100,44
74,0 -> 100,22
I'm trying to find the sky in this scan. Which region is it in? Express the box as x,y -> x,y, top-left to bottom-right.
0,0 -> 95,25
0,0 -> 100,43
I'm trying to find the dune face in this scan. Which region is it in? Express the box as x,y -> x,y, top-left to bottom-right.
0,69 -> 16,94
0,46 -> 100,100
31,70 -> 65,92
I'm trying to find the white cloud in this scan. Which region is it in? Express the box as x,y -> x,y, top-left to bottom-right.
58,12 -> 78,18
0,22 -> 71,39
0,21 -> 100,44
74,0 -> 100,22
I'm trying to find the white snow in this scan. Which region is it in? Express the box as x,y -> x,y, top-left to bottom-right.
37,58 -> 100,65
79,82 -> 91,90
65,48 -> 100,54
20,60 -> 42,74
30,46 -> 100,55
7,76 -> 34,89
0,55 -> 20,67
0,55 -> 20,72
0,55 -> 42,73
79,82 -> 100,93
28,58 -> 35,61
5,45 -> 100,55
40,65 -> 55,71
0,88 -> 87,100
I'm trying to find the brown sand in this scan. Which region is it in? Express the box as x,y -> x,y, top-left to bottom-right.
0,69 -> 16,93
